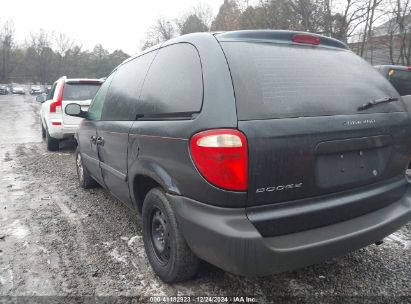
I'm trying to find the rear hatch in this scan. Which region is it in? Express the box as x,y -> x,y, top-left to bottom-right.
219,35 -> 411,210
62,80 -> 101,125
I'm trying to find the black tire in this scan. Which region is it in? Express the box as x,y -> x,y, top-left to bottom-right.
41,123 -> 46,139
142,188 -> 199,283
75,147 -> 97,189
46,129 -> 59,151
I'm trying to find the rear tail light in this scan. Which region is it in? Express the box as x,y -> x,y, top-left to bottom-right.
190,129 -> 248,191
50,80 -> 65,113
292,34 -> 320,45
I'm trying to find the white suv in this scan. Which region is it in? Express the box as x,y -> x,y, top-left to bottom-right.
40,76 -> 103,151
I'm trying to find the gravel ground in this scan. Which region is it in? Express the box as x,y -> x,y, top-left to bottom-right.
0,95 -> 410,303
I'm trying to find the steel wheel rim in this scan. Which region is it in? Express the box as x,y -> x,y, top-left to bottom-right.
150,208 -> 170,264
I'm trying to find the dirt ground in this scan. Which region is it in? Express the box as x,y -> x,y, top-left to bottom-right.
0,95 -> 410,303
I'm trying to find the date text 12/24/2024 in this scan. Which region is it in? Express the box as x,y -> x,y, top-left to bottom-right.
149,296 -> 257,303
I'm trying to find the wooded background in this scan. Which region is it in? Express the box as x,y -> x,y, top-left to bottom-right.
1,0 -> 410,84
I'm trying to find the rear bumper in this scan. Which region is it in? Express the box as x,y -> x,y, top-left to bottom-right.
47,123 -> 79,139
248,177 -> 408,237
168,184 -> 411,277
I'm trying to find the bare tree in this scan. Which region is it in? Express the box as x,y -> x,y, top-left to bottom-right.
288,0 -> 324,32
29,29 -> 51,53
141,17 -> 176,50
323,0 -> 333,36
329,0 -> 371,42
375,0 -> 411,64
176,4 -> 212,35
54,32 -> 74,57
1,20 -> 15,83
53,32 -> 75,76
26,30 -> 55,83
394,0 -> 411,64
191,3 -> 213,28
359,0 -> 384,59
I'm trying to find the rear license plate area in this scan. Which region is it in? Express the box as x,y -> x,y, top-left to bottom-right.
316,146 -> 391,188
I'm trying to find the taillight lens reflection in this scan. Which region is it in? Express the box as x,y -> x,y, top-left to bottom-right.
190,129 -> 248,191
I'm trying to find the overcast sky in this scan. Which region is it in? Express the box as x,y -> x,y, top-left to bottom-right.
1,0 -> 225,55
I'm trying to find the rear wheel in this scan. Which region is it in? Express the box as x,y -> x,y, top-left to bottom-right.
46,130 -> 59,151
142,188 -> 199,283
75,147 -> 97,189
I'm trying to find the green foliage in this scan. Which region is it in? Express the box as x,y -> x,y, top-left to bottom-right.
238,6 -> 267,30
210,0 -> 241,31
180,14 -> 208,35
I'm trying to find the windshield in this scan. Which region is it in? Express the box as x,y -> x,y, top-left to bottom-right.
221,42 -> 404,120
387,69 -> 411,96
63,83 -> 101,101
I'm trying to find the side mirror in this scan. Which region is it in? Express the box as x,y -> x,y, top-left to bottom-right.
65,103 -> 87,118
36,94 -> 46,103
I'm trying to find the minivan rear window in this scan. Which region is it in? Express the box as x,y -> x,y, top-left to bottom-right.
221,42 -> 404,120
387,69 -> 411,96
63,83 -> 101,101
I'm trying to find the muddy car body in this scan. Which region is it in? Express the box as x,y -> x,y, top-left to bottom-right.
67,30 -> 411,283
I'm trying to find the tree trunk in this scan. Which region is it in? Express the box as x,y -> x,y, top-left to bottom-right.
360,0 -> 372,57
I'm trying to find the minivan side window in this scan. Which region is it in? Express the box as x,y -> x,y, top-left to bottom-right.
138,43 -> 203,117
101,51 -> 157,121
87,74 -> 114,121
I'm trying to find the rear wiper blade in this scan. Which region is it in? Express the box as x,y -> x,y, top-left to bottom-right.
358,96 -> 398,111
